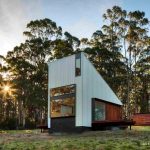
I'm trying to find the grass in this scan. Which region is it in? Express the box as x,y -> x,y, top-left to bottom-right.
0,126 -> 150,150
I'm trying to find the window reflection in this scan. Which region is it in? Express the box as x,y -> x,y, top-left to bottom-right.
76,58 -> 81,76
75,53 -> 81,76
50,85 -> 75,118
51,85 -> 75,97
51,97 -> 75,118
94,101 -> 105,121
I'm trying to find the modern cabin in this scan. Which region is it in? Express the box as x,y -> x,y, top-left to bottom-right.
47,52 -> 123,133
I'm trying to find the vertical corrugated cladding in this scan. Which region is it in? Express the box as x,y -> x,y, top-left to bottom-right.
48,55 -> 75,88
82,54 -> 93,127
47,55 -> 76,128
82,54 -> 122,127
75,53 -> 83,127
106,103 -> 122,120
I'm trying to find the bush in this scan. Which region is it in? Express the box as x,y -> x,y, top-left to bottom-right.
24,118 -> 36,129
0,118 -> 17,130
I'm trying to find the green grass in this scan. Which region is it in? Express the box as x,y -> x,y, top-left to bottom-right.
0,126 -> 150,150
132,126 -> 150,131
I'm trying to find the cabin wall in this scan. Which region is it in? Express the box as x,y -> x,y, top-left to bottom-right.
92,99 -> 122,122
48,55 -> 75,89
48,55 -> 83,128
82,54 -> 122,127
75,75 -> 83,126
48,53 -> 122,130
106,103 -> 122,121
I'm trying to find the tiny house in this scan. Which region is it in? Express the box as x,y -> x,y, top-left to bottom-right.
48,52 -> 122,132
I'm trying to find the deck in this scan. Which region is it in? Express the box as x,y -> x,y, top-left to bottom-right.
92,120 -> 135,130
132,113 -> 150,126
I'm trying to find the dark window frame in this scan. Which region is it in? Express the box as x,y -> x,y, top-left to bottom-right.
75,53 -> 81,76
92,98 -> 106,121
50,84 -> 75,98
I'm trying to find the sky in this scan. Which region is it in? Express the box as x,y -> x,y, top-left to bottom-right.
0,0 -> 150,56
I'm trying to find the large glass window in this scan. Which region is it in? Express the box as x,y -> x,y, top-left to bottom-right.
50,85 -> 75,97
50,85 -> 75,118
51,97 -> 75,118
75,53 -> 81,76
94,101 -> 105,121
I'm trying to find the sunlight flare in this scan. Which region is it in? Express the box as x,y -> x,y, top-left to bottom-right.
3,85 -> 10,92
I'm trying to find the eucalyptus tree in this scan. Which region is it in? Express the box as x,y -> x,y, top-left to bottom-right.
124,11 -> 149,115
0,55 -> 18,129
102,6 -> 150,116
49,32 -> 80,60
102,6 -> 128,91
84,28 -> 127,112
1,7 -> 150,129
4,45 -> 36,127
2,18 -> 81,128
85,6 -> 150,117
0,60 -> 3,124
102,6 -> 126,64
3,18 -> 64,127
135,37 -> 150,113
126,11 -> 149,68
85,30 -> 113,77
87,7 -> 127,107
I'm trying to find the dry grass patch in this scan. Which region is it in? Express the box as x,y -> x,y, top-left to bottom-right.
0,127 -> 150,150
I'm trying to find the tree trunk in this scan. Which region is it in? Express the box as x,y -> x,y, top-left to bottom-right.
22,105 -> 26,128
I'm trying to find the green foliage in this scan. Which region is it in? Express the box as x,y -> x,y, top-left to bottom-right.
0,118 -> 17,130
0,18 -> 80,129
85,6 -> 150,117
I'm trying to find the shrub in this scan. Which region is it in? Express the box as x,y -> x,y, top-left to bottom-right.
24,118 -> 36,129
0,118 -> 17,130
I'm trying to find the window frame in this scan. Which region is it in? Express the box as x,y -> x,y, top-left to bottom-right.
92,98 -> 106,121
75,53 -> 81,77
50,84 -> 76,118
50,84 -> 76,100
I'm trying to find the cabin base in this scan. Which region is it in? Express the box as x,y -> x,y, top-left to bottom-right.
48,117 -> 135,133
49,127 -> 91,134
49,117 -> 91,133
92,120 -> 135,130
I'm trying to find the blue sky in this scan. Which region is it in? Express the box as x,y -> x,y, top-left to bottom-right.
0,0 -> 150,56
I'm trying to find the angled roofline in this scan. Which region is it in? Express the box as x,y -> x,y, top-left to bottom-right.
47,51 -> 122,105
82,53 -> 122,105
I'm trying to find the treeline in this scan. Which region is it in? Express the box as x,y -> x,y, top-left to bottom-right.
0,6 -> 150,129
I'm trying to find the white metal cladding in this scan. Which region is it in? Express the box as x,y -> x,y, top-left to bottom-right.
75,76 -> 83,126
48,55 -> 75,88
82,54 -> 122,127
47,54 -> 83,128
47,53 -> 122,128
